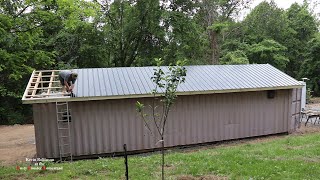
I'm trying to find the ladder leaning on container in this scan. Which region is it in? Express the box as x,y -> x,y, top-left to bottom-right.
55,101 -> 73,162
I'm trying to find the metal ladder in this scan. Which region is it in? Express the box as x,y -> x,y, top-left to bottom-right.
55,102 -> 73,162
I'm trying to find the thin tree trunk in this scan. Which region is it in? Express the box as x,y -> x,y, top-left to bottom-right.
161,136 -> 164,180
210,30 -> 219,65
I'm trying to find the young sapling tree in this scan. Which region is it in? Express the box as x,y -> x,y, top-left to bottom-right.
136,59 -> 186,180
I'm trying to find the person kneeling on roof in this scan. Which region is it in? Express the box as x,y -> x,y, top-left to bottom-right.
59,70 -> 78,93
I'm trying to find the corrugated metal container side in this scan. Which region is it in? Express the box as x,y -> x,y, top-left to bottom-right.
33,90 -> 293,158
290,88 -> 302,132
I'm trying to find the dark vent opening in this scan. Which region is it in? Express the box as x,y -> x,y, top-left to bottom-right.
267,90 -> 276,99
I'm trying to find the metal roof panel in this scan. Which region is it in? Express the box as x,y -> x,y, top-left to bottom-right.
22,64 -> 303,104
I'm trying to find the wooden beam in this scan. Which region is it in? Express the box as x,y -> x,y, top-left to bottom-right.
30,81 -> 60,83
22,70 -> 36,100
47,71 -> 55,94
28,87 -> 62,90
22,69 -> 64,101
25,93 -> 70,97
31,72 -> 42,97
33,75 -> 58,78
36,70 -> 61,73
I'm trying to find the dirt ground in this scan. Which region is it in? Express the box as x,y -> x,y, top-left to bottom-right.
0,124 -> 36,166
1,100 -> 320,167
306,97 -> 320,109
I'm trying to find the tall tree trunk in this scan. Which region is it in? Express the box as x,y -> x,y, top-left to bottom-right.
210,30 -> 219,65
161,136 -> 164,180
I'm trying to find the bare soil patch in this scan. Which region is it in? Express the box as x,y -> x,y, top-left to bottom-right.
307,97 -> 320,105
294,125 -> 320,135
0,124 -> 36,166
306,97 -> 320,110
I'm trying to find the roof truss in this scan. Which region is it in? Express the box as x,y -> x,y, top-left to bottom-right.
22,70 -> 71,101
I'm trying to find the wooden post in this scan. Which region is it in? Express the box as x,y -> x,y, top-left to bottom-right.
123,144 -> 129,180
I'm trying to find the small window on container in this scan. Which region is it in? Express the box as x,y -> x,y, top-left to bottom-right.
267,90 -> 276,99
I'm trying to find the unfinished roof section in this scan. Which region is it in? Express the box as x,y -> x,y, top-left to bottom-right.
22,70 -> 72,103
22,64 -> 304,104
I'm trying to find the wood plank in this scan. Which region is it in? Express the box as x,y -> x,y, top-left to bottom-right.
30,81 -> 60,83
37,70 -> 61,73
28,87 -> 62,90
25,93 -> 70,97
33,75 -> 58,78
22,69 -> 63,101
47,71 -> 55,94
31,72 -> 42,98
22,70 -> 36,100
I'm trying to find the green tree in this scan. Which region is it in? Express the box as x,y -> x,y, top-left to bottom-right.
93,0 -> 164,67
242,1 -> 318,76
220,50 -> 249,65
284,2 -> 318,77
0,0 -> 56,124
160,2 -> 209,65
198,0 -> 251,64
0,0 -> 97,124
247,39 -> 289,70
243,1 -> 289,44
299,34 -> 320,94
42,0 -> 101,68
219,36 -> 249,65
136,59 -> 186,180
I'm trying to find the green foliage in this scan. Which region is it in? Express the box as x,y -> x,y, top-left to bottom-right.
159,2 -> 209,65
220,50 -> 249,65
0,0 -> 319,124
299,34 -> 320,95
151,59 -> 187,107
306,88 -> 313,103
135,101 -> 144,113
0,0 -> 56,124
284,2 -> 318,77
247,39 -> 289,70
241,1 -> 318,76
243,1 -> 289,43
208,22 -> 230,34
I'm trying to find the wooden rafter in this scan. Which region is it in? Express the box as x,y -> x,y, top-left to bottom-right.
33,75 -> 58,78
22,70 -> 71,101
30,81 -> 60,83
28,87 -> 62,90
31,72 -> 42,97
25,93 -> 70,97
22,70 -> 36,99
47,71 -> 55,94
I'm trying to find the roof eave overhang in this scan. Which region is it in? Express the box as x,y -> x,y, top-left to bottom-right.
22,85 -> 304,104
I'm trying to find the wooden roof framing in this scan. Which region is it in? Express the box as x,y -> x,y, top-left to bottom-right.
22,70 -> 71,102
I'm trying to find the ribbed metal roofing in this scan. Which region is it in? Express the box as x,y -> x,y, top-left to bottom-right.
21,64 -> 304,104
72,64 -> 302,98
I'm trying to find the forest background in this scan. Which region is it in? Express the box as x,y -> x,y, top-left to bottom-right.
0,0 -> 319,124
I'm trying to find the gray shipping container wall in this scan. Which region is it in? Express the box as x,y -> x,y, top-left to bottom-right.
291,88 -> 302,131
33,89 -> 300,158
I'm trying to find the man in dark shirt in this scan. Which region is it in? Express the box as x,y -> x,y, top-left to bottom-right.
58,70 -> 78,93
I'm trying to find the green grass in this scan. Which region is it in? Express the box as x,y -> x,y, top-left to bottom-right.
1,133 -> 320,180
